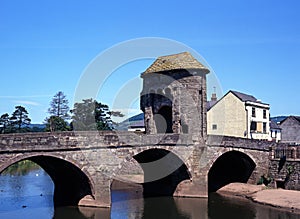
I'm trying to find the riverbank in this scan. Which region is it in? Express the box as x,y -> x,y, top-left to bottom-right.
217,183 -> 300,214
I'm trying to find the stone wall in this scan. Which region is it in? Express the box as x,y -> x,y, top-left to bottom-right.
0,131 -> 207,207
269,159 -> 300,190
0,132 -> 287,207
140,70 -> 207,139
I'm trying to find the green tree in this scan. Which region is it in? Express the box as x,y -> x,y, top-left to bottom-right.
45,116 -> 70,132
48,91 -> 70,120
10,106 -> 31,132
0,113 -> 10,134
108,111 -> 125,128
45,91 -> 70,132
71,99 -> 122,131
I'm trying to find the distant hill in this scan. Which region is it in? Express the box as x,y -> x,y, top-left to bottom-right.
27,124 -> 46,132
270,116 -> 287,124
115,113 -> 144,130
28,124 -> 46,129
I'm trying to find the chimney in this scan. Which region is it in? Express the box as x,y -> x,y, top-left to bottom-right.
211,86 -> 217,101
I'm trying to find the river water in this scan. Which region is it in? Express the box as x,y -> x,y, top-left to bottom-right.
0,168 -> 299,219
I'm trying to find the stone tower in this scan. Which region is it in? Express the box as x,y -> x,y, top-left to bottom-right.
140,52 -> 210,140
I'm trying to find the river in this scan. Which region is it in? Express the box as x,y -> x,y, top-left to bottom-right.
0,167 -> 299,219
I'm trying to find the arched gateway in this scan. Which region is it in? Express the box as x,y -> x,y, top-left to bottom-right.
208,151 -> 256,192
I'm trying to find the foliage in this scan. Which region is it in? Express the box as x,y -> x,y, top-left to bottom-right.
10,106 -> 31,132
2,160 -> 41,176
45,91 -> 71,132
48,91 -> 70,120
286,164 -> 294,175
71,98 -> 123,131
45,116 -> 70,132
0,113 -> 10,134
257,174 -> 271,186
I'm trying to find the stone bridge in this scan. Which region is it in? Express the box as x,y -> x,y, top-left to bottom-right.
0,131 -> 280,208
1,52 -> 295,208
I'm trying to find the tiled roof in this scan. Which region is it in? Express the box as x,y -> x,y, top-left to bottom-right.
281,116 -> 300,124
294,116 -> 300,123
143,52 -> 210,74
230,90 -> 258,102
207,100 -> 217,111
270,120 -> 281,130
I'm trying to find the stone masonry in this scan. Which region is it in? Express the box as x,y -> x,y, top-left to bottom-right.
0,52 -> 298,208
0,131 -> 283,207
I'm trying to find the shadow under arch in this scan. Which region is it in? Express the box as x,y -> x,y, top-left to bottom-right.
208,150 -> 256,193
0,155 -> 94,207
133,148 -> 191,197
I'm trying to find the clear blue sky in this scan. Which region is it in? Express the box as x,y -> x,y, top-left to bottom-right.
1,0 -> 300,123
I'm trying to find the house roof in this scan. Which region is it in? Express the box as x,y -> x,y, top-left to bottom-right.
230,90 -> 258,102
271,116 -> 287,124
294,116 -> 300,123
142,52 -> 210,75
270,120 -> 281,130
280,116 -> 300,125
207,100 -> 217,111
230,90 -> 269,105
207,90 -> 269,111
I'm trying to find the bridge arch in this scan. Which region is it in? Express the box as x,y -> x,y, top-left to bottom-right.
208,150 -> 256,192
0,153 -> 95,207
132,148 -> 191,197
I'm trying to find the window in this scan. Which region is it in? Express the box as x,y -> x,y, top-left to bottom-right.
212,124 -> 217,130
252,107 -> 256,117
257,122 -> 263,133
250,121 -> 257,132
155,106 -> 173,133
263,110 -> 267,119
263,122 -> 267,133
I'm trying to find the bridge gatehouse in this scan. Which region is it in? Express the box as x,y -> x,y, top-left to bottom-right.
0,52 -> 294,208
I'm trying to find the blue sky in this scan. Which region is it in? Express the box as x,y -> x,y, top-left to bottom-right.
0,0 -> 300,123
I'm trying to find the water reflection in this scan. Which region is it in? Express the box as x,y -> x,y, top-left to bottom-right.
2,160 -> 40,176
52,206 -> 110,219
209,193 -> 256,219
1,166 -> 300,219
208,193 -> 300,219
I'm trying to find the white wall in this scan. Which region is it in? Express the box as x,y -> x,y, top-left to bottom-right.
246,102 -> 270,140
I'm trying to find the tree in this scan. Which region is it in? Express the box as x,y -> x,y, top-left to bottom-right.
0,113 -> 10,134
10,106 -> 31,132
108,111 -> 125,127
48,91 -> 70,120
45,116 -> 70,132
45,91 -> 70,132
71,99 -> 123,131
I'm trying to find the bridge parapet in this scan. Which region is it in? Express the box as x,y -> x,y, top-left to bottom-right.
0,131 -> 200,152
207,135 -> 278,151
